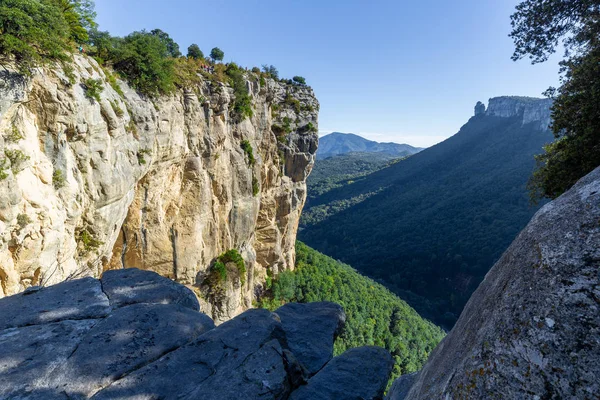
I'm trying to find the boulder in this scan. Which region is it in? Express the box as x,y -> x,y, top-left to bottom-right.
275,302 -> 346,375
47,303 -> 214,399
100,268 -> 200,311
289,346 -> 394,400
0,277 -> 110,331
385,372 -> 419,400
399,166 -> 600,399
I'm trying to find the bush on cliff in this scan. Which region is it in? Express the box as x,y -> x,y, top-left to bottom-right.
259,242 -> 445,387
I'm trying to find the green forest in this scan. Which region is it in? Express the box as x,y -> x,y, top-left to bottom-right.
300,113 -> 554,328
259,242 -> 445,387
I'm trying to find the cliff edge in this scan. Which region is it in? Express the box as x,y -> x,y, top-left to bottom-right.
0,55 -> 319,322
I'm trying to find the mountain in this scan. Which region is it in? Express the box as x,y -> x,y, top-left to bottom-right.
299,96 -> 554,328
317,132 -> 422,159
301,152 -> 404,228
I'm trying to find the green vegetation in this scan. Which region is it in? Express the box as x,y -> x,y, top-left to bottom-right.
137,148 -> 151,165
6,125 -> 24,142
16,213 -> 32,229
226,64 -> 253,120
52,169 -> 66,189
210,47 -> 224,62
510,0 -> 600,200
0,0 -> 95,72
109,100 -> 124,117
187,43 -> 203,59
218,249 -> 246,285
292,76 -> 306,85
78,228 -> 103,254
212,261 -> 227,282
240,140 -> 255,166
0,158 -> 8,180
252,175 -> 259,196
259,242 -> 445,386
300,115 -> 553,328
262,64 -> 279,79
83,78 -> 103,102
104,69 -> 124,97
4,149 -> 29,174
305,122 -> 317,133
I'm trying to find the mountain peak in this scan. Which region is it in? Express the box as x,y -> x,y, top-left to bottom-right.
475,96 -> 552,131
317,132 -> 422,160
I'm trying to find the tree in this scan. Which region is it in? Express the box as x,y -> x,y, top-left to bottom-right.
262,64 -> 279,79
510,0 -> 600,199
187,43 -> 203,59
150,28 -> 181,57
293,76 -> 306,85
111,30 -> 175,95
210,47 -> 224,62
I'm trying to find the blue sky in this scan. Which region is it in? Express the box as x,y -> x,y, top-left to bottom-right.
95,0 -> 561,147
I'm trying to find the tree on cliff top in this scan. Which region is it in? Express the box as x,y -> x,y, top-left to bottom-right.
511,0 -> 600,199
210,47 -> 224,62
187,43 -> 203,59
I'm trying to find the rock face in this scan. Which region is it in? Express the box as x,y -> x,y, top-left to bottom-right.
483,96 -> 552,131
391,166 -> 600,399
473,101 -> 485,116
0,269 -> 393,400
0,55 -> 319,322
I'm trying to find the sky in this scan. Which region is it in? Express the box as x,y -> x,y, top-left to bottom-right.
94,0 -> 562,148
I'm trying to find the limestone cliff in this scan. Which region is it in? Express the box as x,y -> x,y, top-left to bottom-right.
475,96 -> 553,131
0,55 -> 319,322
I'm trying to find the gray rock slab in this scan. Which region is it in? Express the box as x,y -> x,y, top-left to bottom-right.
92,308 -> 298,400
0,320 -> 97,400
289,346 -> 394,400
403,166 -> 600,399
48,303 -> 214,399
385,372 -> 419,400
101,268 -> 200,311
275,302 -> 345,375
0,277 -> 110,331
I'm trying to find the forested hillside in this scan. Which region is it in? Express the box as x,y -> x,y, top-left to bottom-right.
259,242 -> 445,388
301,152 -> 404,228
299,100 -> 554,328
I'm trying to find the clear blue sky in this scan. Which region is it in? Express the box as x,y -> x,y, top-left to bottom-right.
95,0 -> 561,147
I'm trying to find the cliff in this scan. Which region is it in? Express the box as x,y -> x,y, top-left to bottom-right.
476,96 -> 553,131
387,165 -> 600,399
0,268 -> 393,399
0,55 -> 319,322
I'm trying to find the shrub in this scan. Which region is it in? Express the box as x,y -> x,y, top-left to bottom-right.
212,261 -> 227,282
78,229 -> 103,254
251,66 -> 260,74
4,149 -> 29,173
306,122 -> 317,133
104,69 -> 124,97
137,148 -> 152,164
6,125 -> 24,142
0,158 -> 8,180
240,140 -> 255,166
16,213 -> 32,229
83,78 -> 103,102
218,249 -> 246,285
284,93 -> 301,113
252,175 -> 259,196
109,100 -> 124,117
173,57 -> 202,87
52,169 -> 66,189
262,64 -> 278,79
225,66 -> 253,121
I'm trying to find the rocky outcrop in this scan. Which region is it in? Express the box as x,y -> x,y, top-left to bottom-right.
0,269 -> 392,399
480,96 -> 552,131
389,166 -> 600,399
0,55 -> 319,322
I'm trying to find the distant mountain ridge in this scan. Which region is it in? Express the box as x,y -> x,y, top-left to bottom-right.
317,132 -> 422,159
300,96 -> 554,328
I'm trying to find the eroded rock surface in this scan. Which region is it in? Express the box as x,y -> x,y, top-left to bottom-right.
0,269 -> 392,400
0,55 -> 319,322
394,166 -> 600,399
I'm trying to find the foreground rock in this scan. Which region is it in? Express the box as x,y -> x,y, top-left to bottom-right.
392,166 -> 600,399
0,268 -> 392,399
